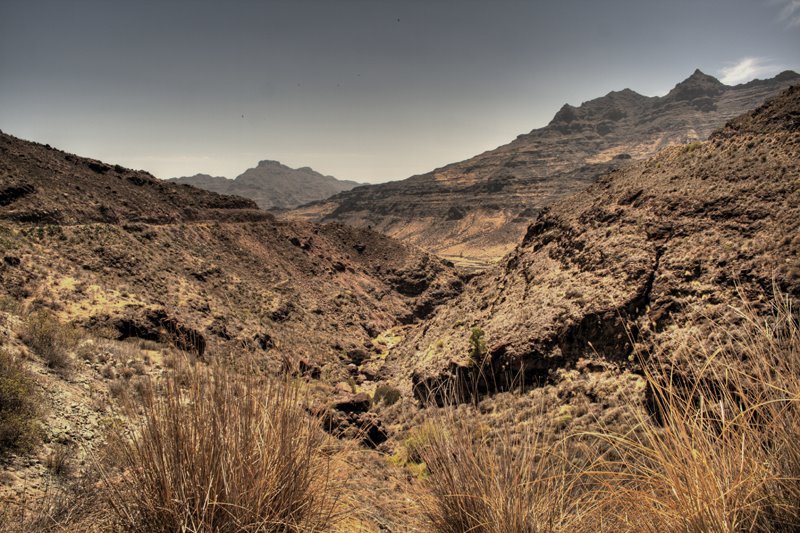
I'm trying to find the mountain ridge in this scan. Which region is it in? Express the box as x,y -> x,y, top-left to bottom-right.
288,69 -> 800,269
169,160 -> 363,211
394,84 -> 800,403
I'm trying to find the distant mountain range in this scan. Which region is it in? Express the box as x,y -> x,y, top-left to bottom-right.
168,161 -> 363,211
287,69 -> 800,269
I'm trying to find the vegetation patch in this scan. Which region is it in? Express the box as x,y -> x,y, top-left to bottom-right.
0,350 -> 42,456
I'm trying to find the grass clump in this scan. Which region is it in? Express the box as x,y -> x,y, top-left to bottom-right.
596,291 -> 800,532
0,350 -> 42,456
104,363 -> 341,532
373,383 -> 401,406
20,308 -> 80,376
415,411 -> 596,533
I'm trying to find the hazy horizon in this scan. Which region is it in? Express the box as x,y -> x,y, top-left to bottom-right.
2,0 -> 799,183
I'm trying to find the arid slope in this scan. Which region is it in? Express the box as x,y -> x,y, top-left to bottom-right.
0,131 -> 462,384
394,85 -> 800,400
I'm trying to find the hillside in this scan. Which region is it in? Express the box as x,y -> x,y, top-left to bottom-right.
289,70 -> 800,269
0,133 -> 266,225
0,131 -> 463,377
394,85 -> 800,405
169,160 -> 362,211
0,131 -> 465,515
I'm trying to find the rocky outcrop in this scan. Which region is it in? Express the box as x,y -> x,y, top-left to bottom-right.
169,161 -> 363,211
395,85 -> 800,404
289,70 -> 800,269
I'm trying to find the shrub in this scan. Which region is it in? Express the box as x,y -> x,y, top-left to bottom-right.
468,326 -> 487,364
46,443 -> 76,479
0,350 -> 42,456
20,309 -> 79,376
373,383 -> 401,406
104,365 -> 341,532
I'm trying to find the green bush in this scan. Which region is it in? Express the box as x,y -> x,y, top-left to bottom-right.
0,350 -> 42,455
469,326 -> 487,364
373,383 -> 401,406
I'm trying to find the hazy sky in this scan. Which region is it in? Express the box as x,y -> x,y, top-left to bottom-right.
1,1 -> 799,183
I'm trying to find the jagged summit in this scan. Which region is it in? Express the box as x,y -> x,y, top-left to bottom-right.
773,70 -> 800,82
666,68 -> 725,101
547,86 -> 650,128
256,159 -> 287,168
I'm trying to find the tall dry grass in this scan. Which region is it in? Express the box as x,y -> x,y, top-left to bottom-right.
415,411 -> 600,532
416,290 -> 800,532
596,291 -> 800,532
104,362 -> 341,532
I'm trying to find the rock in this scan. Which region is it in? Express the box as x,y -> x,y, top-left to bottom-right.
332,392 -> 371,414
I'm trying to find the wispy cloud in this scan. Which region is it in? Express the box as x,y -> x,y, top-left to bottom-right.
718,57 -> 784,85
770,0 -> 800,27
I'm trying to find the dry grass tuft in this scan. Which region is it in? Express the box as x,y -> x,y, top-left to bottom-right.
103,362 -> 342,532
594,291 -> 800,532
0,349 -> 42,456
415,409 -> 599,532
416,290 -> 800,532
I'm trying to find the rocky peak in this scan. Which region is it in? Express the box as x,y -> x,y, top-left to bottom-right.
666,69 -> 725,101
546,87 -> 649,129
773,70 -> 800,82
256,160 -> 287,169
287,70 -> 798,269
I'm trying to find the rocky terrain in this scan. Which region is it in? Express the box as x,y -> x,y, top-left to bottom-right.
290,70 -> 800,269
1,83 -> 799,532
169,160 -> 362,211
0,130 -> 464,513
396,85 -> 800,407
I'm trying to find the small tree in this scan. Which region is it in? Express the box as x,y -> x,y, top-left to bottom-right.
468,327 -> 488,406
469,326 -> 487,364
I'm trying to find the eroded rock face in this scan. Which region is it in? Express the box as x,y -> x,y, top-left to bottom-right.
396,85 -> 800,403
289,70 -> 800,269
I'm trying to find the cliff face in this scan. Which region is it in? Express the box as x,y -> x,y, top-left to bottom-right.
289,70 -> 800,269
391,85 -> 800,402
169,161 -> 363,211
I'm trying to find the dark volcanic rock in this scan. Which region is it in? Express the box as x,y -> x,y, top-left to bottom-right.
0,132 -> 269,225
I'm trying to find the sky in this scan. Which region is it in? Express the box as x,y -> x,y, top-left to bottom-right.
1,1 -> 799,184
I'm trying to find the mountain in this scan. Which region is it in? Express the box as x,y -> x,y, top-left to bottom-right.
169,160 -> 363,211
391,84 -> 800,404
289,70 -> 800,269
2,84 -> 799,532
